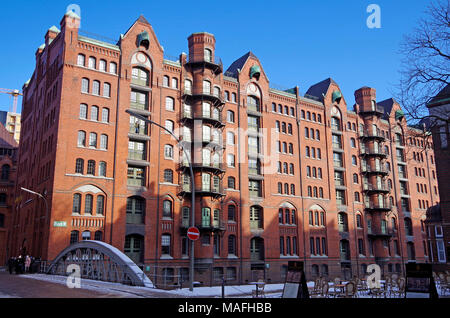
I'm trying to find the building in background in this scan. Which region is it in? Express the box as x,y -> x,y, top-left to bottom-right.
8,11 -> 441,285
0,111 -> 21,144
0,123 -> 18,265
426,84 -> 450,271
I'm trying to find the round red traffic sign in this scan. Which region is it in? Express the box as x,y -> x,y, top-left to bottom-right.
187,227 -> 200,241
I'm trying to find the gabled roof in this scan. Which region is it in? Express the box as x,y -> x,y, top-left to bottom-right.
428,84 -> 450,107
0,123 -> 18,149
377,98 -> 398,120
305,78 -> 337,102
225,51 -> 258,78
137,15 -> 151,26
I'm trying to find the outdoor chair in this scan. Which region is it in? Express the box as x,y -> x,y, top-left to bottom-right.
392,277 -> 406,298
336,281 -> 357,298
309,278 -> 322,296
311,280 -> 329,298
251,279 -> 265,298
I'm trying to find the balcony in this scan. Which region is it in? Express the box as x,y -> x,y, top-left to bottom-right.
360,148 -> 388,158
359,130 -> 386,140
361,165 -> 389,176
182,89 -> 225,108
365,202 -> 392,212
367,228 -> 394,238
362,183 -> 390,194
359,105 -> 384,116
177,183 -> 225,199
198,219 -> 226,232
185,54 -> 223,75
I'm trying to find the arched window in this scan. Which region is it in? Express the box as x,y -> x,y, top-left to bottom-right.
77,54 -> 85,66
78,131 -> 86,147
163,199 -> 173,218
247,96 -> 260,112
72,194 -> 81,214
79,104 -> 87,119
90,106 -> 99,121
100,134 -> 108,150
1,165 -> 10,180
88,57 -> 96,69
85,194 -> 93,214
354,192 -> 360,202
92,80 -> 100,95
228,177 -> 236,189
278,182 -> 283,194
203,80 -> 211,94
228,205 -> 236,222
204,48 -> 212,62
353,173 -> 359,184
103,83 -> 111,97
101,108 -> 109,123
98,161 -> 106,177
163,76 -> 170,87
87,160 -> 96,175
165,96 -> 175,111
110,62 -> 117,74
89,132 -> 97,147
94,231 -> 103,241
284,183 -> 290,195
96,195 -> 105,215
171,77 -> 178,89
70,231 -> 79,244
99,59 -> 107,72
81,78 -> 89,93
356,214 -> 363,228
164,144 -> 174,159
75,159 -> 84,174
288,124 -> 293,135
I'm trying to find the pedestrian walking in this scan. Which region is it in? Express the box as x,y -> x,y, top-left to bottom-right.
25,255 -> 31,273
8,257 -> 15,274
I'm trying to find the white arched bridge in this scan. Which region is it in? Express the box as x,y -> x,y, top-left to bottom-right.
46,240 -> 153,288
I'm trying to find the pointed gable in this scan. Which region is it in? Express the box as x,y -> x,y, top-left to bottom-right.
225,52 -> 257,78
305,78 -> 337,102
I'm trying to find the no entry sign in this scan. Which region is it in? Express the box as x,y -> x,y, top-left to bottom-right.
187,227 -> 200,241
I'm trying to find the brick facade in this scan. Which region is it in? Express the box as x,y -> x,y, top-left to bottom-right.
7,12 -> 441,286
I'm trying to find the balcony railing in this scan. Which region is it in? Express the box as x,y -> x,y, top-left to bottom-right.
361,166 -> 389,174
186,54 -> 223,67
128,150 -> 146,161
130,101 -> 148,111
199,219 -> 226,231
367,227 -> 394,237
362,183 -> 390,192
129,123 -> 148,135
359,130 -> 386,139
359,105 -> 384,115
365,202 -> 392,211
360,148 -> 388,157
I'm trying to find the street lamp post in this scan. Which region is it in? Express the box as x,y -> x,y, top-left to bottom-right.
126,109 -> 196,292
20,187 -> 49,256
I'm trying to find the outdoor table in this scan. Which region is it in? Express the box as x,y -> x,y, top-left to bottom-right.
250,281 -> 265,298
333,283 -> 346,297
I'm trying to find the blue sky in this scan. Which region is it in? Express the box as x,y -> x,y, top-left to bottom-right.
0,0 -> 430,113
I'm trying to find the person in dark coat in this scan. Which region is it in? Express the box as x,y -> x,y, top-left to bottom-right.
8,257 -> 15,274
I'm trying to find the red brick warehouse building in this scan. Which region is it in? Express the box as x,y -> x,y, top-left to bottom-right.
8,11 -> 440,286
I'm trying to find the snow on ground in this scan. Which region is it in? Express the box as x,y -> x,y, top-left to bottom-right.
18,274 -> 449,298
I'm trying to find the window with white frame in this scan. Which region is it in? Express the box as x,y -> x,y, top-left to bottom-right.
99,161 -> 107,177
81,78 -> 89,93
89,133 -> 97,148
78,131 -> 86,147
109,62 -> 117,74
165,120 -> 174,133
88,57 -> 96,69
171,78 -> 178,89
79,104 -> 87,119
77,54 -> 85,66
164,145 -> 174,159
91,106 -> 99,121
166,97 -> 175,111
100,134 -> 108,150
92,80 -> 100,95
103,83 -> 111,97
101,108 -> 109,123
99,59 -> 107,72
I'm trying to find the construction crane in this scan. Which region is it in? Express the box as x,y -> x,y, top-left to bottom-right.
0,88 -> 23,113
